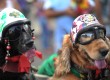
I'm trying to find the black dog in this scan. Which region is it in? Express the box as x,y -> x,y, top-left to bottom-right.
0,8 -> 41,80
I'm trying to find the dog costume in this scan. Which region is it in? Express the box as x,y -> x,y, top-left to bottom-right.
0,8 -> 42,80
37,14 -> 110,80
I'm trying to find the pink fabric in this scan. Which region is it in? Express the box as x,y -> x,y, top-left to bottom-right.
0,49 -> 42,73
0,55 -> 30,73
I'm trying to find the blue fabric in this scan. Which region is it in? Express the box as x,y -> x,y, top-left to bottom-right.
38,16 -> 51,49
48,0 -> 74,52
17,0 -> 28,10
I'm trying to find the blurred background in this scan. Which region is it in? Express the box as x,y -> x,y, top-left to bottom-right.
0,0 -> 110,68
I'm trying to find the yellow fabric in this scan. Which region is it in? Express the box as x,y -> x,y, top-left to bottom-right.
71,0 -> 89,9
79,0 -> 89,9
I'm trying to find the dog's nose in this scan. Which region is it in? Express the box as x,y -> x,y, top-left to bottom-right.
100,49 -> 109,57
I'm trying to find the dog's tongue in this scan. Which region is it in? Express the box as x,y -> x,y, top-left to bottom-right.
24,49 -> 42,60
94,59 -> 107,69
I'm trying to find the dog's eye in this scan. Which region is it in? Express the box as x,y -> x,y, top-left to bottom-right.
99,29 -> 105,38
79,32 -> 94,43
6,26 -> 21,40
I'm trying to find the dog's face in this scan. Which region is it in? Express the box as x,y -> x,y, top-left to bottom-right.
75,27 -> 109,60
1,22 -> 36,56
78,38 -> 109,60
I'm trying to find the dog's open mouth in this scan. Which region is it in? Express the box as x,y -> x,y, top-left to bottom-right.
94,59 -> 107,69
85,51 -> 107,69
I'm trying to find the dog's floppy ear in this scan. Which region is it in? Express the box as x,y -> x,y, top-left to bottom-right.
105,37 -> 110,61
54,34 -> 72,77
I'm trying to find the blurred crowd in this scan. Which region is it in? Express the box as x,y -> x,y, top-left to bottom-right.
0,0 -> 110,55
